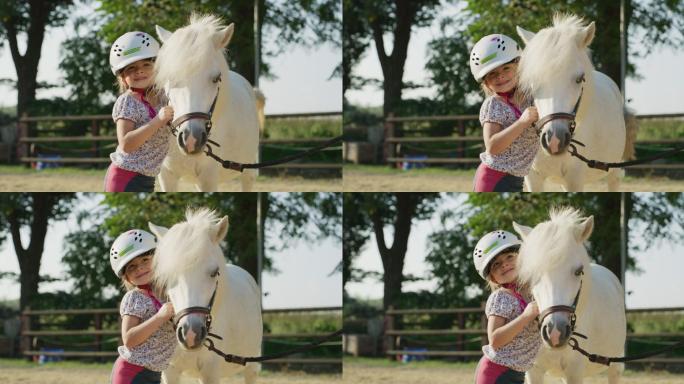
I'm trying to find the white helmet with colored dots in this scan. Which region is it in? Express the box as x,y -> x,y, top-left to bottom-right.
469,34 -> 522,82
109,229 -> 157,277
473,230 -> 521,279
109,31 -> 160,75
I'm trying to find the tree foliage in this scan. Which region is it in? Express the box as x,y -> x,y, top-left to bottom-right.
60,192 -> 341,308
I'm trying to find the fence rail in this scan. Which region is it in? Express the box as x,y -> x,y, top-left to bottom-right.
15,112 -> 342,171
20,306 -> 342,367
383,306 -> 684,365
380,113 -> 684,172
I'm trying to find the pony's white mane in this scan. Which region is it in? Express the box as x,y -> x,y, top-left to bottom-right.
153,208 -> 224,288
518,14 -> 594,97
517,207 -> 591,285
154,14 -> 228,87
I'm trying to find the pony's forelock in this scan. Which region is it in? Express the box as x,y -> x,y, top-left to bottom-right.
154,13 -> 229,88
518,13 -> 594,99
152,207 -> 224,289
517,207 -> 591,285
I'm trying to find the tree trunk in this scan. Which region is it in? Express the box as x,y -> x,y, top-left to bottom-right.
4,0 -> 50,118
10,193 -> 54,311
229,0 -> 265,85
595,1 -> 622,90
372,1 -> 417,117
230,194 -> 259,281
373,193 -> 419,309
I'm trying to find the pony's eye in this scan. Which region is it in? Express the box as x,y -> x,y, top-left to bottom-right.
212,74 -> 221,84
574,267 -> 584,276
575,74 -> 585,84
210,268 -> 220,278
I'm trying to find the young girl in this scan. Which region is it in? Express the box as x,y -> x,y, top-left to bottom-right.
472,230 -> 541,384
105,31 -> 174,192
469,34 -> 539,192
109,229 -> 175,384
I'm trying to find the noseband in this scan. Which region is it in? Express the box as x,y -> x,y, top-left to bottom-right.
534,74 -> 585,137
172,278 -> 219,332
167,74 -> 222,137
537,277 -> 583,332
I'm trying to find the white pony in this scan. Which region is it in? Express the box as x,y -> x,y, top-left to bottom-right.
513,208 -> 626,384
154,14 -> 262,192
517,15 -> 627,192
149,208 -> 262,384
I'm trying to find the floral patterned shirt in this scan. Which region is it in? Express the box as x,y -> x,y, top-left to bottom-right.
482,288 -> 541,372
479,95 -> 538,177
110,91 -> 170,177
118,289 -> 176,372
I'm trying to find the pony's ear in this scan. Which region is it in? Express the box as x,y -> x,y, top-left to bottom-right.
148,222 -> 168,239
576,215 -> 594,242
155,25 -> 173,44
512,222 -> 532,240
215,23 -> 234,48
212,216 -> 229,243
580,21 -> 596,47
516,26 -> 535,45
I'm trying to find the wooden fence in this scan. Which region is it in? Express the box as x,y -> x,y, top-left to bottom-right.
16,112 -> 342,171
382,113 -> 684,172
384,306 -> 684,366
20,306 -> 341,367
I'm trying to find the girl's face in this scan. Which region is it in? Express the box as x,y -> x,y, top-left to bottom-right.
483,62 -> 517,93
124,253 -> 153,286
121,59 -> 154,89
488,251 -> 518,285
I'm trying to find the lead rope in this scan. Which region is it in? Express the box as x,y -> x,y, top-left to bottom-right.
202,329 -> 343,366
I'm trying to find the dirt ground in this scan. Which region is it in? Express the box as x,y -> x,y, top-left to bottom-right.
343,360 -> 684,384
0,172 -> 341,192
0,366 -> 341,384
343,169 -> 684,192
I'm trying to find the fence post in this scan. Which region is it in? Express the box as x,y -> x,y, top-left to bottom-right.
91,119 -> 100,159
457,312 -> 465,361
383,113 -> 395,168
480,301 -> 488,348
20,306 -> 31,361
457,120 -> 466,160
384,306 -> 395,361
17,113 -> 28,166
95,313 -> 102,362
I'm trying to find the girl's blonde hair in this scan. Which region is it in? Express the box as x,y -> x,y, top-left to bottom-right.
115,59 -> 165,108
480,58 -> 526,107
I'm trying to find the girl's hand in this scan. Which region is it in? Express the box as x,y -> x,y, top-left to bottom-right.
158,106 -> 174,124
157,302 -> 175,321
523,301 -> 539,321
520,106 -> 538,127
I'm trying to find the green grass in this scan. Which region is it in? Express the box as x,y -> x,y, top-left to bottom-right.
344,163 -> 475,176
0,358 -> 110,369
636,119 -> 684,140
0,164 -> 105,175
345,356 -> 477,369
265,118 -> 341,140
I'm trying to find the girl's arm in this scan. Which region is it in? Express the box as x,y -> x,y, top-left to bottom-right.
116,116 -> 165,154
483,120 -> 529,155
482,107 -> 538,155
487,301 -> 538,349
121,302 -> 174,349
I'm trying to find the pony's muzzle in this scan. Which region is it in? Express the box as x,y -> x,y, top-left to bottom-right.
541,123 -> 571,155
541,313 -> 571,348
177,316 -> 208,350
178,122 -> 208,155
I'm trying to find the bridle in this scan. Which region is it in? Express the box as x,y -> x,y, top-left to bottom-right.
167,73 -> 222,138
172,276 -> 219,332
534,73 -> 586,137
537,273 -> 583,333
